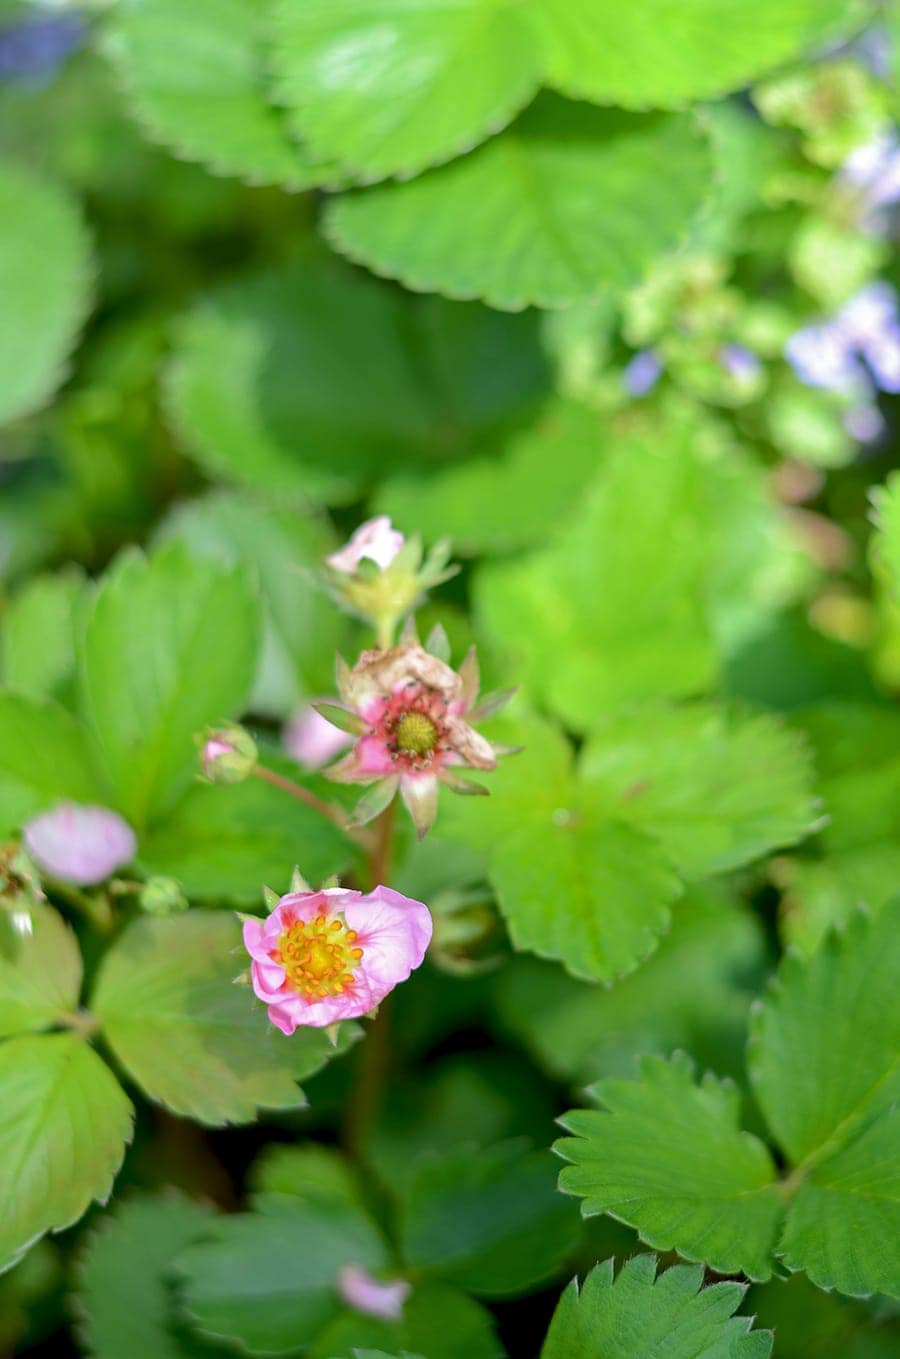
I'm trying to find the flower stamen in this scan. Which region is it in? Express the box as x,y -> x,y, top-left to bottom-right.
394,711 -> 438,755
274,914 -> 364,1001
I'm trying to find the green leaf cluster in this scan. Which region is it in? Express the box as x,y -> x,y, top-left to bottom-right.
557,900 -> 900,1297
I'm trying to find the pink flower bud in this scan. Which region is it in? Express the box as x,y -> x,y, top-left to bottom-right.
283,704 -> 352,771
23,802 -> 136,886
338,1264 -> 411,1320
242,884 -> 432,1032
199,723 -> 257,784
326,516 -> 405,574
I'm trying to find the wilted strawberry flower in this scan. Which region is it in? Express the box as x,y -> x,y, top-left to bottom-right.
242,882 -> 432,1033
323,519 -> 457,647
321,636 -> 515,837
22,802 -> 137,886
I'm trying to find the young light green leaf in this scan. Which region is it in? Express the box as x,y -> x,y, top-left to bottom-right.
581,703 -> 818,878
75,1193 -> 224,1359
104,0 -> 336,188
0,161 -> 92,425
541,1254 -> 773,1359
92,911 -> 319,1125
0,693 -> 104,836
497,886 -> 767,1085
0,570 -> 85,701
556,1053 -> 782,1281
137,757 -> 349,905
155,492 -> 344,714
325,97 -> 712,310
0,905 -> 82,1039
78,543 -> 260,827
438,715 -> 682,982
178,1187 -> 388,1353
399,1142 -> 579,1297
531,0 -> 867,109
0,1034 -> 133,1272
476,406 -> 794,729
272,0 -> 541,180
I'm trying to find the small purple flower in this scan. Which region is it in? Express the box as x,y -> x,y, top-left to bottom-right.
844,406 -> 885,443
23,803 -> 136,886
719,344 -> 762,382
0,14 -> 86,85
622,349 -> 662,397
839,133 -> 900,232
786,282 -> 900,396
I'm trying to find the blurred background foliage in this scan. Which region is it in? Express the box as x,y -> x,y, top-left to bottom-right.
1,1 -> 900,1355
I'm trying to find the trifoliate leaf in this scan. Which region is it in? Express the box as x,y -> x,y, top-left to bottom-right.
78,543 -> 260,827
0,570 -> 85,701
581,703 -> 818,878
375,400 -> 604,555
0,161 -> 92,425
778,1110 -> 900,1299
496,886 -> 767,1085
178,1175 -> 388,1353
138,757 -> 349,904
0,1034 -> 133,1272
272,0 -> 541,181
104,0 -> 335,188
0,694 -> 104,837
556,1053 -> 782,1280
309,1283 -> 503,1359
155,492 -> 344,714
531,0 -> 868,109
540,1254 -> 773,1359
399,1142 -> 579,1297
91,911 -> 322,1125
164,262 -> 547,503
0,906 -> 82,1039
559,902 -> 900,1296
749,900 -> 900,1169
438,715 -> 682,982
325,96 -> 712,310
75,1193 -> 224,1359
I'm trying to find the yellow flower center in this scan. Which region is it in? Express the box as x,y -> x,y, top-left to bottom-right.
395,711 -> 438,755
275,914 -> 364,1000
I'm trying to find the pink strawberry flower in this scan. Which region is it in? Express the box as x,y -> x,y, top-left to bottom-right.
23,802 -> 137,886
326,516 -> 405,574
242,885 -> 432,1033
324,641 -> 510,837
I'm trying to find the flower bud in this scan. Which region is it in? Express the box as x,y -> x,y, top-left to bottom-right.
323,520 -> 457,647
139,876 -> 188,916
326,516 -> 404,574
199,723 -> 257,784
